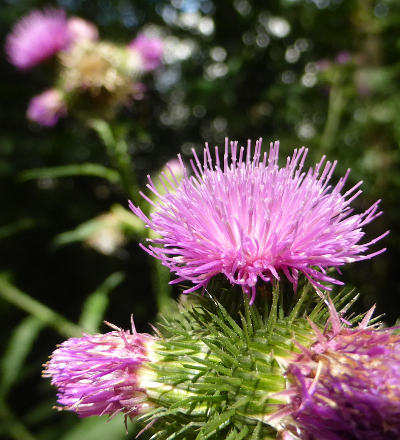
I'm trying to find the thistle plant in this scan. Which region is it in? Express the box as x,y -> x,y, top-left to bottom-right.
43,139 -> 398,439
5,7 -> 170,312
44,284 -> 400,439
5,7 -> 164,124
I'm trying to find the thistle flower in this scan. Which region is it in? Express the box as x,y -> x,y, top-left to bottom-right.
43,322 -> 153,419
281,304 -> 400,440
130,139 -> 387,302
60,40 -> 140,114
67,17 -> 99,42
6,9 -> 70,70
26,89 -> 67,127
128,34 -> 163,71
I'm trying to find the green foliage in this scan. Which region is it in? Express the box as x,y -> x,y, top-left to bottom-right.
53,204 -> 145,248
0,316 -> 44,399
19,163 -> 120,184
79,271 -> 125,333
59,416 -> 132,440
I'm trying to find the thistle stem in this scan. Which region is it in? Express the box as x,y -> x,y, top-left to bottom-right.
89,119 -> 142,209
0,276 -> 82,338
320,79 -> 346,154
149,256 -> 173,314
90,119 -> 171,312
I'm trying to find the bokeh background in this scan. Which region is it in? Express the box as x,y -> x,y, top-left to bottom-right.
1,0 -> 399,439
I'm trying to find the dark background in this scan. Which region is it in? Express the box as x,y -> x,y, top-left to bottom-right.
0,0 -> 399,439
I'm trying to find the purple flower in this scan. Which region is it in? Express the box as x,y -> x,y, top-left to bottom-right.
283,304 -> 400,440
5,9 -> 70,70
128,34 -> 163,71
43,323 -> 153,419
26,89 -> 67,127
130,139 -> 387,303
67,17 -> 98,42
335,51 -> 352,65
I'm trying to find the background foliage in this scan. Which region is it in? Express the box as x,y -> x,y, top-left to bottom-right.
0,0 -> 399,439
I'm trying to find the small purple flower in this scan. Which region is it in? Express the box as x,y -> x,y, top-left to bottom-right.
128,34 -> 163,71
67,17 -> 98,42
26,89 -> 67,127
335,51 -> 352,65
130,139 -> 387,303
43,323 -> 153,419
283,304 -> 400,440
5,9 -> 70,70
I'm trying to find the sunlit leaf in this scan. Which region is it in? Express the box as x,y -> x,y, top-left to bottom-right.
19,163 -> 120,184
59,416 -> 129,440
79,272 -> 125,333
0,316 -> 44,398
0,218 -> 35,240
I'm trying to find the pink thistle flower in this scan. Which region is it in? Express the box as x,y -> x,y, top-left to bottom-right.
67,17 -> 99,42
335,50 -> 352,65
130,139 -> 387,303
26,89 -> 67,127
281,303 -> 400,440
128,34 -> 163,71
5,9 -> 70,70
43,321 -> 153,419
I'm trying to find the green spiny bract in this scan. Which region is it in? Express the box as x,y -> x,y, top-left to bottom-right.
136,284 -> 363,439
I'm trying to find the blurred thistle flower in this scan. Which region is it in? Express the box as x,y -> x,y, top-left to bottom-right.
67,17 -> 98,42
131,139 -> 387,303
5,9 -> 70,70
279,303 -> 400,440
128,34 -> 164,71
26,89 -> 67,127
335,50 -> 352,65
43,321 -> 153,419
60,40 -> 142,114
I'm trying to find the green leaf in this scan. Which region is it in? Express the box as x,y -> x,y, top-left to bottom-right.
19,163 -> 120,184
0,316 -> 44,398
79,272 -> 125,333
53,217 -> 107,247
0,218 -> 35,240
89,119 -> 115,150
0,275 -> 82,338
59,416 -> 130,440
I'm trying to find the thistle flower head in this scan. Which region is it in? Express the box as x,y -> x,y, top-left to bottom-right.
26,89 -> 67,127
128,34 -> 163,71
130,139 -> 387,303
282,304 -> 400,439
43,322 -> 153,419
6,9 -> 70,70
60,40 -> 140,114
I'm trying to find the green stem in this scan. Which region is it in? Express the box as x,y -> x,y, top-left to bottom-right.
0,401 -> 37,440
319,80 -> 346,154
148,228 -> 173,313
112,136 -> 141,206
0,277 -> 82,338
150,257 -> 173,314
267,282 -> 279,335
90,119 -> 171,312
89,119 -> 142,209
